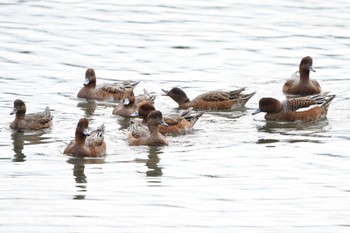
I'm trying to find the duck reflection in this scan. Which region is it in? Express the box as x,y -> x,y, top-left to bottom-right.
66,157 -> 105,200
77,100 -> 97,117
216,110 -> 247,118
257,120 -> 329,133
255,120 -> 330,144
77,100 -> 119,118
11,131 -> 25,162
145,147 -> 163,177
116,117 -> 133,130
11,130 -> 47,162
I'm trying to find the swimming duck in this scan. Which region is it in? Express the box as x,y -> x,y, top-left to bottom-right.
112,88 -> 156,117
130,101 -> 204,134
283,56 -> 321,96
64,118 -> 106,157
127,110 -> 168,146
77,68 -> 139,101
162,87 -> 255,110
112,87 -> 137,117
253,93 -> 335,122
10,99 -> 53,131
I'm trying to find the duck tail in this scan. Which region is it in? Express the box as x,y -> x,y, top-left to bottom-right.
86,124 -> 105,147
229,87 -> 246,99
189,111 -> 205,128
44,107 -> 51,116
323,94 -> 336,108
310,92 -> 330,105
181,108 -> 204,127
94,124 -> 105,138
239,91 -> 256,106
180,107 -> 194,118
243,91 -> 256,101
123,80 -> 140,89
143,88 -> 157,103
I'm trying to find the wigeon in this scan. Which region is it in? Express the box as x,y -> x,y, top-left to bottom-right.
112,88 -> 156,117
127,110 -> 169,146
283,56 -> 321,96
77,68 -> 139,101
130,101 -> 204,134
252,93 -> 335,122
10,99 -> 53,131
162,87 -> 256,110
64,118 -> 106,157
112,87 -> 137,117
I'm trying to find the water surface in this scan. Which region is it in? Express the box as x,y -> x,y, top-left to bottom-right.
1,1 -> 350,232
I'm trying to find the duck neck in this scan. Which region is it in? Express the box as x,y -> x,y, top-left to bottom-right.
140,110 -> 151,125
148,124 -> 160,135
75,131 -> 86,145
274,101 -> 284,113
16,112 -> 25,120
142,117 -> 148,124
177,96 -> 190,105
85,80 -> 96,88
299,67 -> 310,82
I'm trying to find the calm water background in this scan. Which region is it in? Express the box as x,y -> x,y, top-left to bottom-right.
1,0 -> 350,232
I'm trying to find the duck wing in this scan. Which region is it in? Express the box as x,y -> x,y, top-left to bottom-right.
286,93 -> 329,112
86,124 -> 105,147
129,122 -> 150,138
199,88 -> 246,102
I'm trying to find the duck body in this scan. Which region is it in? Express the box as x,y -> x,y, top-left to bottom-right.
131,101 -> 204,134
10,99 -> 53,131
283,56 -> 321,96
162,87 -> 255,111
64,118 -> 106,157
77,68 -> 139,101
253,93 -> 335,122
127,110 -> 168,146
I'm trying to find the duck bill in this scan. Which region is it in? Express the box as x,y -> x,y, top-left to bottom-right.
129,111 -> 139,117
83,128 -> 90,136
252,109 -> 261,115
309,65 -> 316,72
123,98 -> 130,105
83,78 -> 90,86
10,108 -> 17,115
161,89 -> 169,96
160,120 -> 169,127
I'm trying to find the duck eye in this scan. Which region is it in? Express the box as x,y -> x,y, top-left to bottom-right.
260,100 -> 270,107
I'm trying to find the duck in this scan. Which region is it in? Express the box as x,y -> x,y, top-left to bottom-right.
10,99 -> 53,131
130,101 -> 204,134
252,93 -> 335,122
77,68 -> 140,101
112,87 -> 137,117
283,56 -> 321,96
64,118 -> 106,157
162,87 -> 256,110
112,88 -> 156,117
127,110 -> 169,146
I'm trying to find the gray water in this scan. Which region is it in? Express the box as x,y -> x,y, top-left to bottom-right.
1,1 -> 350,232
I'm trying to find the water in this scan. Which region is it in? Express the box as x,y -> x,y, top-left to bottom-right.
1,1 -> 350,232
